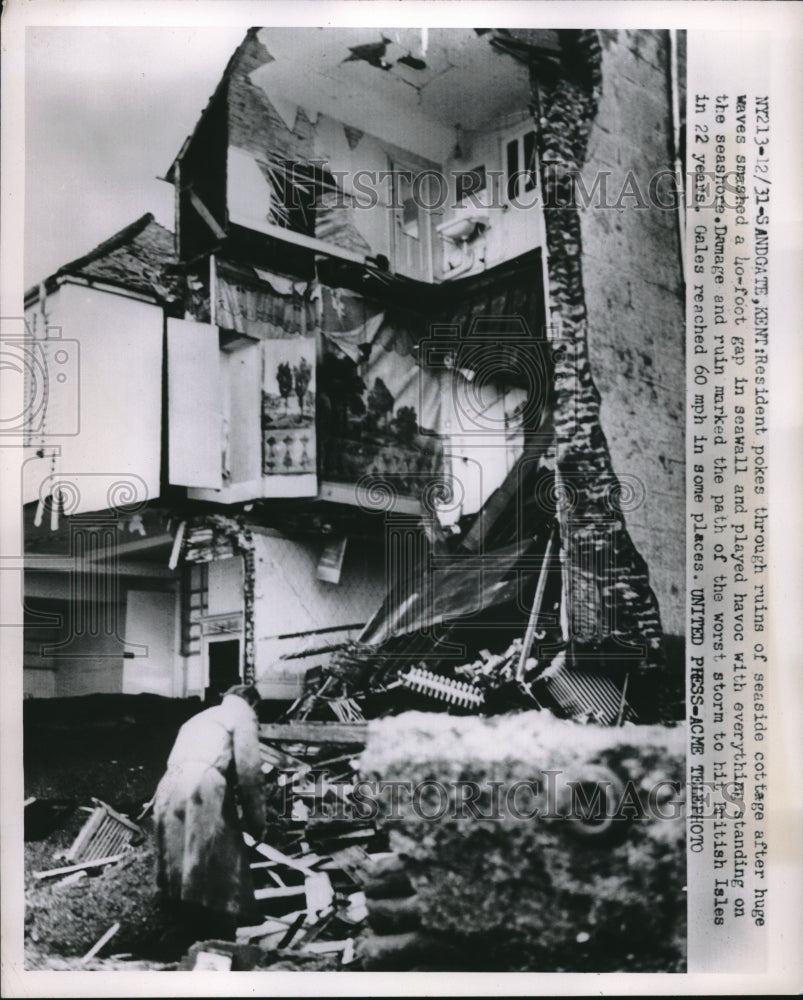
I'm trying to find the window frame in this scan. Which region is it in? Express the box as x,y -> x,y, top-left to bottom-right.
500,126 -> 539,205
388,157 -> 436,282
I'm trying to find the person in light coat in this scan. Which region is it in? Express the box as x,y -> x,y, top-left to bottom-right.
154,684 -> 266,946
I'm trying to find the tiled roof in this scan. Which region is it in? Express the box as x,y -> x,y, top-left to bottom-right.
38,214 -> 180,302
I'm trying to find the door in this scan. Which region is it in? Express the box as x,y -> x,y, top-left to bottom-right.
206,638 -> 241,703
390,160 -> 433,281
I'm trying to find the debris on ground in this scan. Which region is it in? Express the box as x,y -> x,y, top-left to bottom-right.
34,854 -> 129,881
22,633 -> 679,972
231,720 -> 387,967
59,798 -> 145,864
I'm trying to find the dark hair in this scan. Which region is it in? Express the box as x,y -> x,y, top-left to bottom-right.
222,684 -> 261,708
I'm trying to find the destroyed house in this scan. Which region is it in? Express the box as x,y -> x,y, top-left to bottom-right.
23,28 -> 684,720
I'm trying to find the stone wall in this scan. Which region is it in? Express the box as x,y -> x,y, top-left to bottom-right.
532,30 -> 684,717
580,29 -> 685,640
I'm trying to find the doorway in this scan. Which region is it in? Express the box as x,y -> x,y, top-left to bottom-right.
206,638 -> 241,703
390,159 -> 435,281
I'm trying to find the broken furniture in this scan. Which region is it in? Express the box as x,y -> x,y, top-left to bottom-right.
59,798 -> 145,864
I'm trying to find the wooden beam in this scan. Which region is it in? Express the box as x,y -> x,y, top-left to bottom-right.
25,556 -> 176,580
89,533 -> 174,560
257,222 -> 365,264
318,479 -> 421,513
80,922 -> 120,965
188,189 -> 227,240
253,885 -> 305,900
259,721 -> 368,745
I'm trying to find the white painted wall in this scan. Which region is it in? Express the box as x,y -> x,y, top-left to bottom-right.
228,104 -> 545,284
24,572 -> 180,698
23,283 -> 163,513
311,110 -> 546,280
123,590 -> 179,696
23,573 -> 126,697
437,112 -> 546,279
252,533 -> 385,698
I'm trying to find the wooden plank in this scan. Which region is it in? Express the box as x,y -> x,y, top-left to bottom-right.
254,885 -> 305,900
259,743 -> 310,771
259,721 -> 368,745
80,922 -> 120,965
64,807 -> 105,863
92,797 -> 144,835
276,911 -> 307,950
188,189 -> 227,240
35,854 -> 126,880
237,912 -> 305,940
243,832 -> 318,873
298,939 -> 351,955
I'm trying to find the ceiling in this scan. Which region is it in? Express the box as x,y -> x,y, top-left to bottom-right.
251,28 -> 534,163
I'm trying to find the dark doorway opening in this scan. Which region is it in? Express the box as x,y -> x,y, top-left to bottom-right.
206,639 -> 241,703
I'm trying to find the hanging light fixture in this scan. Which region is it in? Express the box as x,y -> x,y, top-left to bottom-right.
452,124 -> 463,161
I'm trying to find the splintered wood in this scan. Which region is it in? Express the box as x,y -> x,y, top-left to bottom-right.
243,721 -> 382,964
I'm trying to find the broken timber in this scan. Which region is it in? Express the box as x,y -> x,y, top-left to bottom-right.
34,854 -> 127,880
259,721 -> 368,745
80,922 -> 120,965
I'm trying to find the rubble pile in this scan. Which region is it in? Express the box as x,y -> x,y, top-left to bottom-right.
24,700 -> 686,972
24,731 -> 380,970
236,721 -> 383,965
285,630 -> 641,726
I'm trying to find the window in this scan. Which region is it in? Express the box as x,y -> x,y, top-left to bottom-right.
390,160 -> 437,281
264,160 -> 339,238
398,172 -> 420,239
503,129 -> 538,203
267,162 -> 317,236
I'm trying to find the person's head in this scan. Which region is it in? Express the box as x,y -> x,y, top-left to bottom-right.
222,684 -> 261,709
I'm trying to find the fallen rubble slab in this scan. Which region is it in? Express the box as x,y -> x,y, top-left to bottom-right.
359,710 -> 686,973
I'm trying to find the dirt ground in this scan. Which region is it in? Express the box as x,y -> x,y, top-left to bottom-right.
23,695 -> 201,969
22,694 -> 346,972
22,694 -> 686,973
